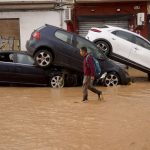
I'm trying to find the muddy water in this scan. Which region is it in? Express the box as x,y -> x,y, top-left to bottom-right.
0,69 -> 150,150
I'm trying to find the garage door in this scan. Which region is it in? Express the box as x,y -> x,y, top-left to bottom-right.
0,19 -> 20,51
79,20 -> 128,37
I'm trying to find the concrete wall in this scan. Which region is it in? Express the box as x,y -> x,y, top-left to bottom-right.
0,0 -> 56,2
0,10 -> 66,50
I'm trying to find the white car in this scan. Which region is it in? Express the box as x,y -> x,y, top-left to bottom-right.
86,25 -> 150,79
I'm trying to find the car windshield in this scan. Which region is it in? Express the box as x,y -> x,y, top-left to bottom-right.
17,54 -> 35,65
75,36 -> 105,59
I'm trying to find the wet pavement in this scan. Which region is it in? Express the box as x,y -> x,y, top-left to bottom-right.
0,69 -> 150,150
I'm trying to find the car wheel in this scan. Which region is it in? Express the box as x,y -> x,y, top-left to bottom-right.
34,49 -> 53,68
103,72 -> 120,87
50,75 -> 64,88
95,40 -> 111,56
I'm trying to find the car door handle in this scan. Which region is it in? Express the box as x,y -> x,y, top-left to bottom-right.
112,38 -> 116,40
134,47 -> 139,50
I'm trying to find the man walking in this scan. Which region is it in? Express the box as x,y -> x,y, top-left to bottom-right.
80,47 -> 103,102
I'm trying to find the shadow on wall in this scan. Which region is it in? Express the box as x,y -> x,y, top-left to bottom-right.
0,36 -> 20,51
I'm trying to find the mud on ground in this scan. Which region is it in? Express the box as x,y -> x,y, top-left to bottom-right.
0,68 -> 150,150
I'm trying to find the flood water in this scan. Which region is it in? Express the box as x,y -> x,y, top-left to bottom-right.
0,68 -> 150,150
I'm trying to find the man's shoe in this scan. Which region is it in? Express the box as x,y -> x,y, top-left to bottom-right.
82,99 -> 88,102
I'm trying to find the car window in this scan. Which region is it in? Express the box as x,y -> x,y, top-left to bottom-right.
75,36 -> 104,59
0,53 -> 14,63
55,30 -> 73,45
112,30 -> 133,43
17,54 -> 35,65
134,36 -> 150,50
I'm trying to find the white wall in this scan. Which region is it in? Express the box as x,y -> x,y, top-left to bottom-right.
0,10 -> 66,50
0,0 -> 57,2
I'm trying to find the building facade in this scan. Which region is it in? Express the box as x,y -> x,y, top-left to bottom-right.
1,0 -> 149,51
68,0 -> 148,38
0,0 -> 72,51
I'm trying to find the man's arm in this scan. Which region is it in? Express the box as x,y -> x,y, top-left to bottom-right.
88,55 -> 95,78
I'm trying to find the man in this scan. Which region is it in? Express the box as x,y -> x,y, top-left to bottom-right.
80,47 -> 103,102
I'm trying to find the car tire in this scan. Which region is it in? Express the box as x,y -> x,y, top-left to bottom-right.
34,49 -> 53,68
95,40 -> 111,56
49,74 -> 64,88
103,72 -> 120,87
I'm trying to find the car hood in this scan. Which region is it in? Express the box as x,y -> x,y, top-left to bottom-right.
99,58 -> 124,73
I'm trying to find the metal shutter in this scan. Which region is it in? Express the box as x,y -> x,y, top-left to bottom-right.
79,20 -> 129,37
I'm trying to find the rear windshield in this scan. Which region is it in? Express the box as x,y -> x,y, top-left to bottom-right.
97,25 -> 109,28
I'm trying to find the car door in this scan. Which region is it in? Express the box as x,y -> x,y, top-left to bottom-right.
54,30 -> 81,69
129,36 -> 150,69
111,30 -> 133,59
15,53 -> 47,85
66,35 -> 85,71
0,52 -> 16,83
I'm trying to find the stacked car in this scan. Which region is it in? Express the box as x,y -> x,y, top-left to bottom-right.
0,51 -> 83,88
86,25 -> 150,80
0,24 -> 131,88
25,24 -> 131,87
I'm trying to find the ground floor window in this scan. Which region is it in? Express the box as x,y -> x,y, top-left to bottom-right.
0,18 -> 20,51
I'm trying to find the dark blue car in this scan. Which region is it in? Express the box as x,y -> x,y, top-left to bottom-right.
0,51 -> 82,88
26,24 -> 131,86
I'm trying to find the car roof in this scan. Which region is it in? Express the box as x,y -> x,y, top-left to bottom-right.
103,25 -> 150,42
44,24 -> 83,37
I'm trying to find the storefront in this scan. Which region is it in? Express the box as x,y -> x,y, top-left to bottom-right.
68,0 -> 148,38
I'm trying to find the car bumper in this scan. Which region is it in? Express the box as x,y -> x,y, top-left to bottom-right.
26,40 -> 36,56
120,69 -> 131,85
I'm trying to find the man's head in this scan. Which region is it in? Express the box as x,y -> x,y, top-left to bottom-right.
80,47 -> 88,57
